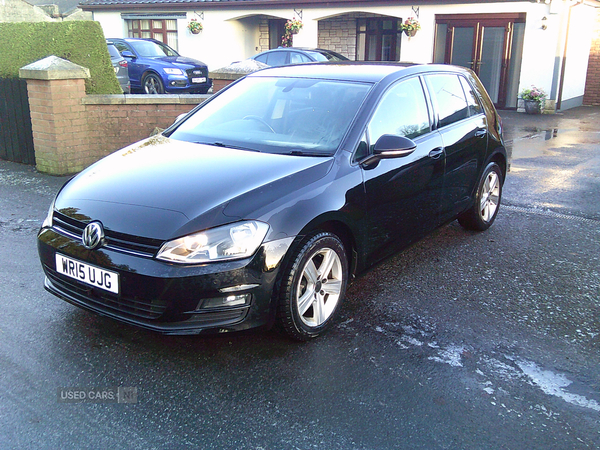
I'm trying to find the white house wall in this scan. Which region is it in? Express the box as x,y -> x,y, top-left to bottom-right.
560,3 -> 594,108
91,0 -> 594,109
94,11 -> 126,38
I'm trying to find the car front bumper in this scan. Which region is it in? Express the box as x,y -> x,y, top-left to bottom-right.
164,75 -> 212,94
38,227 -> 293,335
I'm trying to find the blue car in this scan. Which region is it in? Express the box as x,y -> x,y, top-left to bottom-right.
107,38 -> 212,94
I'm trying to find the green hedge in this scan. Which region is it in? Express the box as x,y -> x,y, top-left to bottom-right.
0,21 -> 121,94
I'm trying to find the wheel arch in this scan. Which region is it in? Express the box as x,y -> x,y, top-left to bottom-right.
141,70 -> 164,87
272,218 -> 357,340
141,69 -> 163,82
488,147 -> 508,181
289,216 -> 360,279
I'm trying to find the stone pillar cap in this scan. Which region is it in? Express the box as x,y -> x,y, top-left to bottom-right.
19,55 -> 90,80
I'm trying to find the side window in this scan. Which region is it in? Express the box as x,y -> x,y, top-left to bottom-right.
290,52 -> 312,64
459,76 -> 483,116
266,52 -> 288,67
113,42 -> 131,55
107,45 -> 121,58
367,77 -> 431,145
255,54 -> 268,64
427,74 -> 469,128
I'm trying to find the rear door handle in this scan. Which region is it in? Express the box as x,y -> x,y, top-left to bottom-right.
475,129 -> 487,138
429,147 -> 444,159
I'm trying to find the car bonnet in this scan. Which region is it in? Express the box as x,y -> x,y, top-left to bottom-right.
54,136 -> 333,240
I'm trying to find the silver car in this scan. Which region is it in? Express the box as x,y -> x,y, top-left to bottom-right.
107,43 -> 130,94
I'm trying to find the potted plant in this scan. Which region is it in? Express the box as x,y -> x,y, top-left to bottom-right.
401,17 -> 421,37
520,86 -> 546,114
187,19 -> 203,35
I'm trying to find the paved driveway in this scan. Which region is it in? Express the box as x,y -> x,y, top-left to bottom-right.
0,107 -> 599,449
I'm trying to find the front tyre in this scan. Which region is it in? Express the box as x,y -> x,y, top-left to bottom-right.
143,73 -> 165,94
277,232 -> 348,341
458,162 -> 503,231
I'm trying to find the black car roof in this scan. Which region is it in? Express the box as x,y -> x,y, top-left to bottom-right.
248,62 -> 469,84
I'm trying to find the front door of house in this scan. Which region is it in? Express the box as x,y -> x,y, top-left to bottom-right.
433,14 -> 525,109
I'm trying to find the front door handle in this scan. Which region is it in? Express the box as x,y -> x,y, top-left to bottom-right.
429,148 -> 444,159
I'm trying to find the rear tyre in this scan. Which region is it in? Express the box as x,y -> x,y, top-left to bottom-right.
277,232 -> 348,341
458,162 -> 503,231
143,73 -> 165,94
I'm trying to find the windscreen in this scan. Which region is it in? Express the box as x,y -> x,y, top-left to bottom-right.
169,76 -> 371,156
130,40 -> 179,57
307,50 -> 348,62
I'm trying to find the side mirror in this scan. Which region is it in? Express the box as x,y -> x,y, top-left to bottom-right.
174,113 -> 187,124
360,134 -> 417,166
373,134 -> 417,158
121,50 -> 136,59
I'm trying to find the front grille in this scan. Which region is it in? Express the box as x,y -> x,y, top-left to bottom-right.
186,67 -> 208,81
53,212 -> 163,258
186,309 -> 248,325
45,265 -> 167,320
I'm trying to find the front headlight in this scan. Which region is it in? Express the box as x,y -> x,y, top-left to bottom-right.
156,221 -> 269,264
163,68 -> 184,75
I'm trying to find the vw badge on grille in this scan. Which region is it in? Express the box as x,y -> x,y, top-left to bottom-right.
82,222 -> 104,250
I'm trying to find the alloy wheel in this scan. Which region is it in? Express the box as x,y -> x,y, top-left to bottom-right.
480,171 -> 500,222
296,247 -> 344,327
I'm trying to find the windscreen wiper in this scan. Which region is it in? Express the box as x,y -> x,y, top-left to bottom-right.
288,150 -> 328,157
195,141 -> 260,152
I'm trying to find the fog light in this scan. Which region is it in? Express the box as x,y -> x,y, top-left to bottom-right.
198,293 -> 250,310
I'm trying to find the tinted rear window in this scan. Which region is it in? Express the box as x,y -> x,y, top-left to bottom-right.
107,45 -> 121,58
427,74 -> 469,128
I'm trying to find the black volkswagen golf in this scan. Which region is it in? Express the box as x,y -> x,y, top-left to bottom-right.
38,63 -> 507,340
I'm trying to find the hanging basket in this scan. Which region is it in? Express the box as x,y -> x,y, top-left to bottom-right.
404,29 -> 418,37
187,19 -> 203,35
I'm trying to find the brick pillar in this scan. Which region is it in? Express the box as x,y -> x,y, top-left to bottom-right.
19,56 -> 90,175
584,9 -> 600,105
209,72 -> 246,93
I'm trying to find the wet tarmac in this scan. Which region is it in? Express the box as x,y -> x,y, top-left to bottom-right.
501,107 -> 600,221
1,106 -> 599,449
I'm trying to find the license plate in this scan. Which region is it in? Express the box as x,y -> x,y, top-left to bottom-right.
55,254 -> 119,294
191,77 -> 206,84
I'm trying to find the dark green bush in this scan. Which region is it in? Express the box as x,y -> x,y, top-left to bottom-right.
0,21 -> 121,94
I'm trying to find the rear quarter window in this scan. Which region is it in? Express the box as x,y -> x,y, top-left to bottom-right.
427,74 -> 469,128
459,76 -> 483,116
